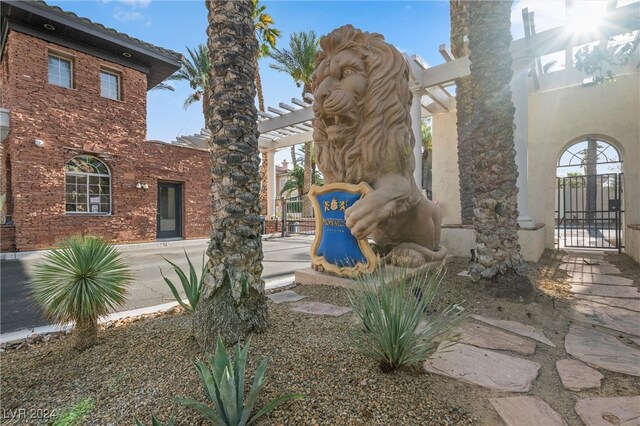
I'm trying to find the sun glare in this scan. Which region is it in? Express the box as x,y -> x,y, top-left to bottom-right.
567,2 -> 609,35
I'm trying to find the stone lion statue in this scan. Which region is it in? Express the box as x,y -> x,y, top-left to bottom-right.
312,25 -> 446,267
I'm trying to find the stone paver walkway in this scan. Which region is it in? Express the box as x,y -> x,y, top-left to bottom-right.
423,250 -> 640,424
274,250 -> 639,424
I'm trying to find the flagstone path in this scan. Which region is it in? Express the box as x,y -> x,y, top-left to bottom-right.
423,250 -> 639,425
270,250 -> 639,424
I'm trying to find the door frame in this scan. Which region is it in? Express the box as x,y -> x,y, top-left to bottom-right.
156,181 -> 183,239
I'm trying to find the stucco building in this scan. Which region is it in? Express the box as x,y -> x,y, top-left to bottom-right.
0,0 -> 212,252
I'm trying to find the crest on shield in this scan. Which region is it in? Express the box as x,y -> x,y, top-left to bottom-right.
308,182 -> 378,276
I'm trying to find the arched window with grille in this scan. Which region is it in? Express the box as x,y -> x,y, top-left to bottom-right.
65,155 -> 111,214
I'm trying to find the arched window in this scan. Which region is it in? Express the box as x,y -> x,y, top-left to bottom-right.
557,138 -> 622,176
65,155 -> 111,214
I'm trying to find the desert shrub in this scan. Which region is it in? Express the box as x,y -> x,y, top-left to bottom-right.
177,337 -> 303,425
31,235 -> 133,350
347,267 -> 465,372
159,251 -> 207,313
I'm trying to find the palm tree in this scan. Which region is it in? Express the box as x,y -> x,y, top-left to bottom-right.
421,120 -> 432,194
252,0 -> 279,215
269,31 -> 319,217
167,44 -> 211,117
450,0 -> 474,224
196,0 -> 268,349
467,1 -> 528,283
252,0 -> 280,112
280,165 -> 304,197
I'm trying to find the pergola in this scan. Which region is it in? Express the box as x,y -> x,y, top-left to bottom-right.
173,3 -> 638,223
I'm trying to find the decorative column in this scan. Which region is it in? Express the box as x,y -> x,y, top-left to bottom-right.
409,84 -> 423,190
511,58 -> 535,228
266,149 -> 276,218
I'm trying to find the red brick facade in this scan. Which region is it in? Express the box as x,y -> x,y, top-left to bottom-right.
1,31 -> 212,251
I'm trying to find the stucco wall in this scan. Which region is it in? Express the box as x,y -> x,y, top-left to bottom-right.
528,72 -> 640,249
432,110 -> 461,225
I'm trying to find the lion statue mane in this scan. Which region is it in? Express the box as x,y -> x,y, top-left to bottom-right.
312,25 -> 446,267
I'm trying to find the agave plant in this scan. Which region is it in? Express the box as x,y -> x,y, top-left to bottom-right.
159,251 -> 207,313
31,236 -> 133,350
177,337 -> 303,425
347,267 -> 466,372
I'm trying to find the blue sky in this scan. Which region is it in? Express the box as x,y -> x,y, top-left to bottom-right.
46,0 -> 628,164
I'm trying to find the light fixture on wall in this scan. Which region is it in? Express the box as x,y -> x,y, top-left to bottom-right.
34,139 -> 45,147
43,23 -> 55,30
135,182 -> 149,190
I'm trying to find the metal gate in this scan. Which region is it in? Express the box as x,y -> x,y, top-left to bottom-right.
555,173 -> 623,251
281,196 -> 315,236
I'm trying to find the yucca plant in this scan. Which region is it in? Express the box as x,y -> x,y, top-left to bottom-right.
31,236 -> 133,350
177,337 -> 303,425
159,251 -> 207,313
347,267 -> 466,372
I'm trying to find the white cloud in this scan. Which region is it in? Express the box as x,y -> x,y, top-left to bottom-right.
113,7 -> 144,21
117,0 -> 151,8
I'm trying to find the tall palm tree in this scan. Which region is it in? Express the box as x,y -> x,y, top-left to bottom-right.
253,0 -> 279,215
252,0 -> 280,112
421,120 -> 432,194
167,44 -> 211,117
269,31 -> 319,217
467,1 -> 528,282
450,0 -> 474,224
196,0 -> 268,349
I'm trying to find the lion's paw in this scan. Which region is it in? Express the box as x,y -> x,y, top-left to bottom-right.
384,247 -> 426,268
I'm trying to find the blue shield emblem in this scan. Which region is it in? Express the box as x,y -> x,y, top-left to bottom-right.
309,182 -> 378,276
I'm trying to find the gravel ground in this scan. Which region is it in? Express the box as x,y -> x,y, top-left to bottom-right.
2,250 -> 638,425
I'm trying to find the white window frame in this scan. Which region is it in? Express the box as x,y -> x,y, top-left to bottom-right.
65,156 -> 112,215
48,53 -> 73,89
100,69 -> 121,100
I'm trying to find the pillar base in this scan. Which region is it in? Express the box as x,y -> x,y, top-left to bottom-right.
518,215 -> 536,229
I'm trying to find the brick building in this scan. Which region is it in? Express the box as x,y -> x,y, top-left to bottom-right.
0,0 -> 213,252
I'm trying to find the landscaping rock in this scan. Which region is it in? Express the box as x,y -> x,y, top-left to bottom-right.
454,322 -> 536,355
567,273 -> 633,286
291,302 -> 351,317
565,325 -> 640,376
572,300 -> 640,337
556,359 -> 604,391
471,315 -> 556,347
489,396 -> 567,426
569,284 -> 640,299
574,295 -> 640,312
267,290 -> 307,304
575,396 -> 640,426
424,343 -> 540,392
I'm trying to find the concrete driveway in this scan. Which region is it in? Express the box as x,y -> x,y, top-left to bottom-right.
1,235 -> 312,334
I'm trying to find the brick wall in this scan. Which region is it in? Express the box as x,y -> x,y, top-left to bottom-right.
1,225 -> 16,252
1,31 -> 212,251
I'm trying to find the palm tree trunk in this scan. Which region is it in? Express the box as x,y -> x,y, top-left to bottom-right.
255,51 -> 270,217
196,0 -> 268,349
301,85 -> 313,217
255,58 -> 266,112
467,0 -> 527,282
74,317 -> 98,351
451,0 -> 474,224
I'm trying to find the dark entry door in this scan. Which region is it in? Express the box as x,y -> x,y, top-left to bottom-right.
556,173 -> 623,251
157,182 -> 182,239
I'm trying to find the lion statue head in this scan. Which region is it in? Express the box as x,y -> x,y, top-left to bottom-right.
312,25 -> 415,185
